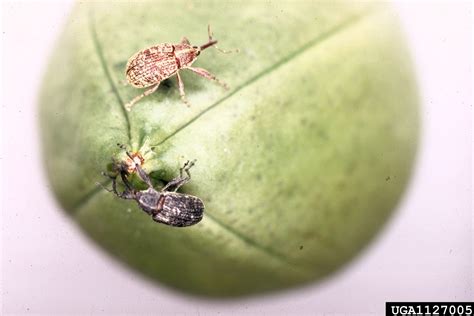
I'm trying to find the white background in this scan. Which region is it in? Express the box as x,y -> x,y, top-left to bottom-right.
1,1 -> 472,315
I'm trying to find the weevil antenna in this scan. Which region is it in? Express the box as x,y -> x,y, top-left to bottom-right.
117,143 -> 134,161
200,24 -> 239,54
100,171 -> 136,200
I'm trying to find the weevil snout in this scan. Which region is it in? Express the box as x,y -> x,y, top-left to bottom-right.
199,40 -> 218,51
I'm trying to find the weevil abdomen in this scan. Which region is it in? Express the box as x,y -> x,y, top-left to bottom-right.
153,192 -> 204,227
126,42 -> 198,88
126,44 -> 177,88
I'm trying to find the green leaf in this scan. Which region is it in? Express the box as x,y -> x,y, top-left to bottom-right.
40,1 -> 419,297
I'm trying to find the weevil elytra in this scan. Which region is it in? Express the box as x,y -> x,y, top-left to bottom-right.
124,25 -> 230,111
99,149 -> 204,227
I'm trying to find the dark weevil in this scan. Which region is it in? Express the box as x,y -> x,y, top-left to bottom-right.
99,148 -> 204,227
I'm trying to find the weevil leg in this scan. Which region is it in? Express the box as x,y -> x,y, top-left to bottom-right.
161,160 -> 195,192
116,174 -> 136,199
186,67 -> 229,90
117,144 -> 153,189
99,172 -> 119,194
162,177 -> 189,192
124,83 -> 160,111
119,169 -> 133,190
112,175 -> 135,199
98,172 -> 135,200
134,163 -> 154,188
96,178 -> 114,193
114,157 -> 133,191
180,159 -> 195,180
120,146 -> 153,188
176,71 -> 191,107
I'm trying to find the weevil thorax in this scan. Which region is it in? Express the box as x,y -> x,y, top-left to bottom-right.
136,188 -> 162,215
174,42 -> 200,68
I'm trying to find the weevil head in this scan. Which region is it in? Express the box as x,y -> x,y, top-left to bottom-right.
193,46 -> 201,56
136,188 -> 162,215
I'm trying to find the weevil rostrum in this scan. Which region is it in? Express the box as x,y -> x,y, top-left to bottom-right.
99,149 -> 204,227
124,25 -> 231,111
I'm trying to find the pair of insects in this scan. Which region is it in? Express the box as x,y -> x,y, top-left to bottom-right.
124,25 -> 232,111
101,26 -> 226,226
100,146 -> 204,227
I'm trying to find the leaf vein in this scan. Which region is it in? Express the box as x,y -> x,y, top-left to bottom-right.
89,10 -> 132,142
151,10 -> 372,147
204,212 -> 318,274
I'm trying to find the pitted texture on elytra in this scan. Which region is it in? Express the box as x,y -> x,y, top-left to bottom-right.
154,193 -> 204,226
126,44 -> 197,88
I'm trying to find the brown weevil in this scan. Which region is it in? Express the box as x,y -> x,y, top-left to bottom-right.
99,149 -> 204,227
124,25 -> 232,111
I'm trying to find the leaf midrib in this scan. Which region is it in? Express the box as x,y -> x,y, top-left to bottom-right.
89,10 -> 132,142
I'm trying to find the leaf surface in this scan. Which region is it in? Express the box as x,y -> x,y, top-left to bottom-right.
40,1 -> 418,296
